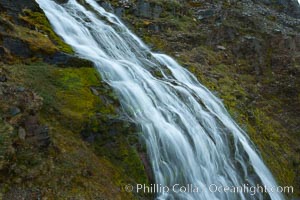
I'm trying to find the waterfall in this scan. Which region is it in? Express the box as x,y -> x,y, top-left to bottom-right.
36,0 -> 284,199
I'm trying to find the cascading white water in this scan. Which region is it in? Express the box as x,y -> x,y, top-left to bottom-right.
36,0 -> 284,199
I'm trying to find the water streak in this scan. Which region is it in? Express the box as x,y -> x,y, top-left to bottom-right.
36,0 -> 284,199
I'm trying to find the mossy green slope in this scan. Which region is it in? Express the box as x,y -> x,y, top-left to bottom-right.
0,63 -> 150,199
1,2 -> 151,198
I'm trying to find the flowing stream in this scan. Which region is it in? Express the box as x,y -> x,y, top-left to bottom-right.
36,0 -> 284,199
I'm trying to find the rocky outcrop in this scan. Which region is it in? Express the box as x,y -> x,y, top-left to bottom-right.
97,0 -> 163,18
2,36 -> 32,58
0,80 -> 50,148
0,0 -> 41,22
44,52 -> 94,68
0,0 -> 83,66
253,0 -> 300,18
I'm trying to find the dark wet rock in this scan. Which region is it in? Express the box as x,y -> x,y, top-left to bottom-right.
54,0 -> 69,4
44,52 -> 93,68
16,86 -> 25,92
196,9 -> 216,20
0,16 -> 14,31
0,75 -> 7,82
9,107 -> 21,116
2,37 -> 31,58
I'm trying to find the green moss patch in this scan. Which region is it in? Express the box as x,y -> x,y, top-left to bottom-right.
20,9 -> 73,54
1,63 -> 149,199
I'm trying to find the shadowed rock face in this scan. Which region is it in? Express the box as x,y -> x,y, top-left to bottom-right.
44,52 -> 94,68
0,0 -> 39,11
0,0 -> 41,20
0,0 -> 92,66
2,37 -> 32,58
253,0 -> 300,18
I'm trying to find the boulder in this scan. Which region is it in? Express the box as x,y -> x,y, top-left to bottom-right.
44,52 -> 94,68
9,107 -> 21,117
2,37 -> 31,58
196,9 -> 216,20
0,75 -> 7,82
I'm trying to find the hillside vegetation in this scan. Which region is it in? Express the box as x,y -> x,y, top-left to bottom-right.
0,0 -> 299,199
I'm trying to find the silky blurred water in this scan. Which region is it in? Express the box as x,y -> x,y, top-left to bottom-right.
36,1 -> 284,199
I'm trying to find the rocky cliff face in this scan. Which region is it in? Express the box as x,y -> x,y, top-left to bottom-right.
0,0 -> 299,199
